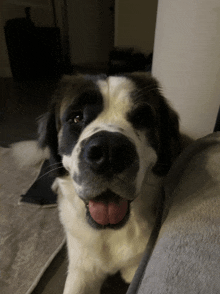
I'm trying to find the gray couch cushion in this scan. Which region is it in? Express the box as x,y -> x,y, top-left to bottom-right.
135,132 -> 220,294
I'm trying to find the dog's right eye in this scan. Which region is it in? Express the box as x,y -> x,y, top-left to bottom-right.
128,104 -> 155,129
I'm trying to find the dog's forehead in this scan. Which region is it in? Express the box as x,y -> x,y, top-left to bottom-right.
59,76 -> 135,119
59,76 -> 102,118
97,76 -> 135,114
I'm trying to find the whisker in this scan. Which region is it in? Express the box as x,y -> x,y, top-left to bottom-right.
47,162 -> 63,168
36,166 -> 64,182
118,177 -> 128,186
133,86 -> 159,99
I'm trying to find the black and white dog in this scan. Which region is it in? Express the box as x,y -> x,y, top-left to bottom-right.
38,73 -> 184,294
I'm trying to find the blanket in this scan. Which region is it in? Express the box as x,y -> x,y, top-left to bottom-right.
0,141 -> 65,294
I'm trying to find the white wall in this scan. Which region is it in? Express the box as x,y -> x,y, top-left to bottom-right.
115,0 -> 158,54
152,0 -> 220,139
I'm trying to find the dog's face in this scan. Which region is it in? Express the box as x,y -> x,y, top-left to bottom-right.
38,73 -> 181,229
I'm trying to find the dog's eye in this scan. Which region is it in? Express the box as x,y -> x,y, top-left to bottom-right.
74,114 -> 83,124
128,105 -> 155,129
67,111 -> 83,124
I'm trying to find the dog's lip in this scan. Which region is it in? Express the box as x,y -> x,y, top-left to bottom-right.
83,190 -> 133,206
84,199 -> 134,207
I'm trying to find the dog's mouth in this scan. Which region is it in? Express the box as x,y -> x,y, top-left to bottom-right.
85,190 -> 131,230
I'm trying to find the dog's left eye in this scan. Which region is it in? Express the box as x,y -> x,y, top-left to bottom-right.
67,111 -> 84,124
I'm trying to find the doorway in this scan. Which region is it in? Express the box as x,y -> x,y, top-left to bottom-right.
67,0 -> 115,70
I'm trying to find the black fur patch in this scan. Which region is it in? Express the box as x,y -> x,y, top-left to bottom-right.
37,75 -> 106,176
59,92 -> 104,156
38,111 -> 67,177
126,72 -> 181,176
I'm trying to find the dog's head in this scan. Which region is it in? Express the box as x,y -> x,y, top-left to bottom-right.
38,73 -> 181,229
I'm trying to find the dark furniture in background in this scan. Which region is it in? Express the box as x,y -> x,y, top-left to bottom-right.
108,47 -> 152,75
4,7 -> 62,81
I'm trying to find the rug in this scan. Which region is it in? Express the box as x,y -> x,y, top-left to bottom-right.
0,141 -> 65,294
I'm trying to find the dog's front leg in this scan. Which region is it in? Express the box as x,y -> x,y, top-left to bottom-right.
63,269 -> 105,294
63,233 -> 107,294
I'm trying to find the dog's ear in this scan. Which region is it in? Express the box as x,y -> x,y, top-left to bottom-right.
152,97 -> 181,176
126,72 -> 182,176
37,109 -> 67,177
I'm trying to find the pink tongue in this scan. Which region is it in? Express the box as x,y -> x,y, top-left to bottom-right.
89,199 -> 128,225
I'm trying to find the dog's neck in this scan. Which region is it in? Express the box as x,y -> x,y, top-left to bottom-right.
132,170 -> 164,225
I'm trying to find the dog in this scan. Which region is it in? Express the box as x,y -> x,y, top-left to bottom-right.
38,72 -> 185,294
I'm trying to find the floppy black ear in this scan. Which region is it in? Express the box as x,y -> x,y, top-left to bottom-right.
38,110 -> 67,177
152,97 -> 181,176
126,72 -> 182,176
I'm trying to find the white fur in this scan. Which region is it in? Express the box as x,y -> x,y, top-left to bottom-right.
53,172 -> 163,294
11,140 -> 49,168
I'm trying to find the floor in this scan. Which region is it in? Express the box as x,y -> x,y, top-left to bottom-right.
0,72 -> 129,294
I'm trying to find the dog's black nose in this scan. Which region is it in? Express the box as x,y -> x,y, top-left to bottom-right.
83,131 -> 138,176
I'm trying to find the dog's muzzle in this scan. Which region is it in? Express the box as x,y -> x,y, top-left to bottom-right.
82,131 -> 138,177
76,131 -> 139,229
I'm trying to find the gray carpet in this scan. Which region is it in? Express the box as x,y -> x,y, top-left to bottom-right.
0,143 -> 65,294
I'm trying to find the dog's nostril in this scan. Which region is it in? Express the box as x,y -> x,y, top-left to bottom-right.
87,145 -> 106,162
84,138 -> 109,169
